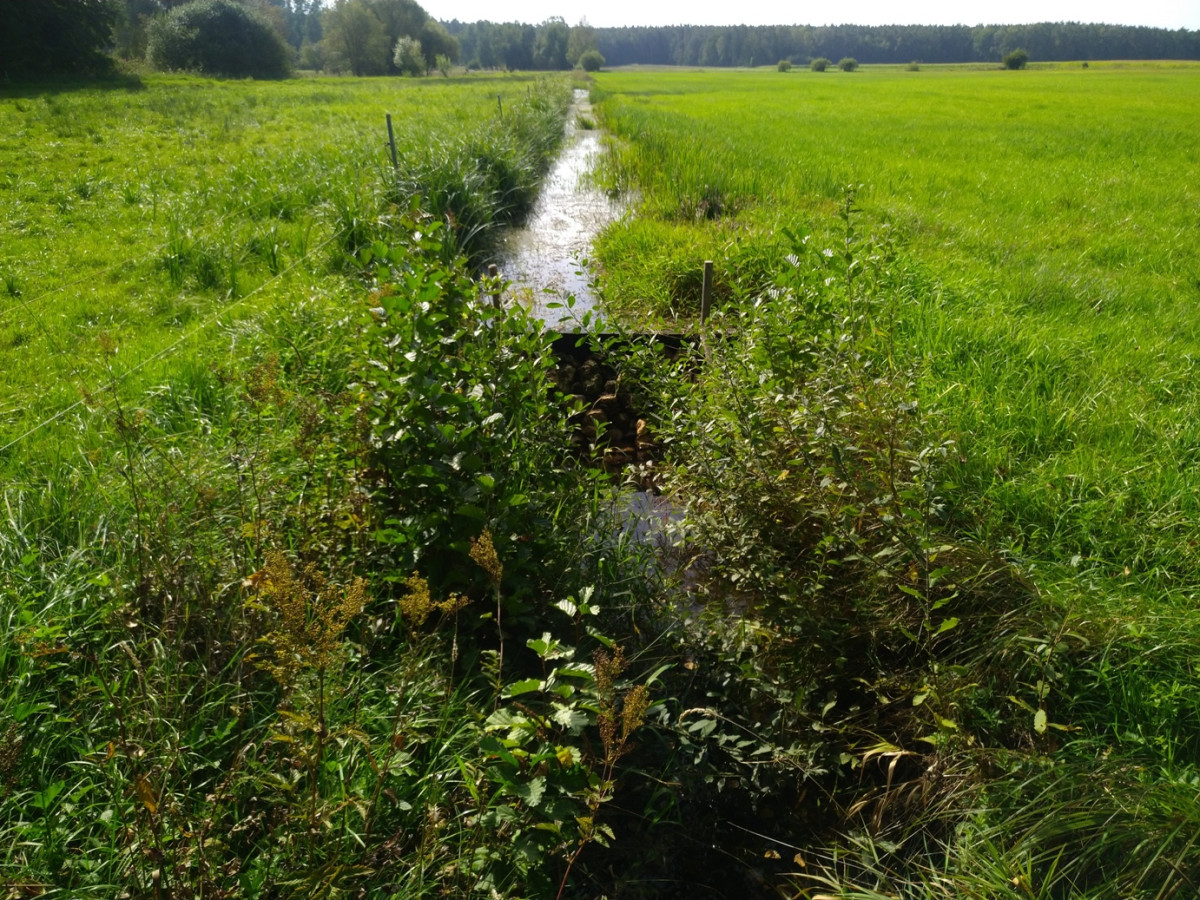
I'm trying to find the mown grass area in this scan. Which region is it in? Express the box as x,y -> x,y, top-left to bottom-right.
588,65 -> 1200,896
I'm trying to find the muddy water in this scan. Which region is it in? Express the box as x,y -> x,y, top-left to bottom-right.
493,88 -> 625,329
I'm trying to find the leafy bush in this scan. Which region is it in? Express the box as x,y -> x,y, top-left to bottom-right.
838,56 -> 859,71
392,34 -> 424,75
907,59 -> 921,70
1004,47 -> 1029,69
777,58 -> 793,72
810,56 -> 831,71
147,0 -> 292,79
578,49 -> 605,72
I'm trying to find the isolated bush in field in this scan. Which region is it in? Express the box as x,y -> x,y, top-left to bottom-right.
838,56 -> 859,71
147,0 -> 292,78
393,35 -> 424,75
810,57 -> 831,71
907,59 -> 921,70
435,52 -> 453,76
579,49 -> 605,72
777,59 -> 793,71
1004,48 -> 1029,69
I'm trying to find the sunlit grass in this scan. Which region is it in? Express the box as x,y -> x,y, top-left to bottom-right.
0,72 -> 559,453
592,64 -> 1200,586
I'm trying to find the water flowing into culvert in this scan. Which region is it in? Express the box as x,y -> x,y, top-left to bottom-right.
492,90 -> 694,572
493,88 -> 626,328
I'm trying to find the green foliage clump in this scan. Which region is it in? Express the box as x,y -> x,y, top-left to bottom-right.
777,58 -> 793,71
392,34 -> 424,75
810,56 -> 831,71
838,56 -> 859,71
578,49 -> 605,72
147,0 -> 293,79
1004,47 -> 1030,69
0,0 -> 117,78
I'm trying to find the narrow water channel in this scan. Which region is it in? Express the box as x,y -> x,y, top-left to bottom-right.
493,88 -> 625,328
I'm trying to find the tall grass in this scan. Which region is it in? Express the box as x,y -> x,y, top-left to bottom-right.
0,73 -> 567,458
587,66 -> 1200,897
0,74 -> 615,898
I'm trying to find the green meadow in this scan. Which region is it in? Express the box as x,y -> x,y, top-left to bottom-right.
3,63 -> 1200,898
589,64 -> 1200,896
0,73 -> 557,451
594,64 -> 1200,584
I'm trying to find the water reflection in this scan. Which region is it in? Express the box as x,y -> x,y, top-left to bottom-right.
493,88 -> 626,329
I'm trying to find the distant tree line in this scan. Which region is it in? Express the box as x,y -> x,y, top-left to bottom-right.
585,22 -> 1199,67
2,1 -> 1195,83
443,18 -> 600,71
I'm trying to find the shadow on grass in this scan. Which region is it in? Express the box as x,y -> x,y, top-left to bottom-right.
0,71 -> 145,99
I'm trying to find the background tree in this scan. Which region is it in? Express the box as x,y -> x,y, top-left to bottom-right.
565,18 -> 596,68
322,0 -> 390,75
418,19 -> 458,73
578,49 -> 604,72
838,56 -> 858,71
0,0 -> 119,78
532,17 -> 569,70
113,0 -> 162,60
369,0 -> 428,70
146,0 -> 293,78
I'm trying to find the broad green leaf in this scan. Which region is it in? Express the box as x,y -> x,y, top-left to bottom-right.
503,678 -> 542,698
936,617 -> 960,635
511,776 -> 546,807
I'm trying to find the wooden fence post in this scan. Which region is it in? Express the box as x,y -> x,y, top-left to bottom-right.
487,263 -> 501,309
385,114 -> 398,172
700,260 -> 714,324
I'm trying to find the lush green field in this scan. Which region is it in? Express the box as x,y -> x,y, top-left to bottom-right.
0,73 -> 560,454
594,64 -> 1200,583
590,65 -> 1200,897
4,64 -> 1200,900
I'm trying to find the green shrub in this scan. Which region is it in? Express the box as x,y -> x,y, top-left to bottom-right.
777,59 -> 792,72
579,49 -> 605,72
147,0 -> 292,79
1004,47 -> 1029,69
907,59 -> 921,70
393,35 -> 424,76
810,56 -> 831,72
838,56 -> 859,71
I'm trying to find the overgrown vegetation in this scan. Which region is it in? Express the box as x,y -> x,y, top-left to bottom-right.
586,67 -> 1200,896
146,0 -> 293,79
5,61 -> 1200,899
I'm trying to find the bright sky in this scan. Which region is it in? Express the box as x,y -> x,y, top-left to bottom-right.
425,0 -> 1200,30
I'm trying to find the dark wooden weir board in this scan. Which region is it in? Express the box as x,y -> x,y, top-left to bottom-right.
548,332 -> 699,360
546,332 -> 701,480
